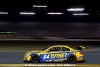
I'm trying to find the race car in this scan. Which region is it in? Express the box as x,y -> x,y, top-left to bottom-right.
23,45 -> 85,63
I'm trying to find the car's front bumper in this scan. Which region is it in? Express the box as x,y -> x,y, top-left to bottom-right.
23,54 -> 31,62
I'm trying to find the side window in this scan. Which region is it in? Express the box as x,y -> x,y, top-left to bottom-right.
49,47 -> 61,52
61,47 -> 70,51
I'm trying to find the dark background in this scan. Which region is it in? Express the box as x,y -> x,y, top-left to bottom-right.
0,1 -> 99,64
0,0 -> 99,21
0,0 -> 99,38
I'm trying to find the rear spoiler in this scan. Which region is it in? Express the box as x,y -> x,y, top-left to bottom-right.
77,46 -> 85,50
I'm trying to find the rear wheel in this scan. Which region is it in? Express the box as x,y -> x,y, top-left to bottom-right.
31,54 -> 40,63
67,55 -> 76,63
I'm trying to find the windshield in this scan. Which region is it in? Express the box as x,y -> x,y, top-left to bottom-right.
42,46 -> 50,51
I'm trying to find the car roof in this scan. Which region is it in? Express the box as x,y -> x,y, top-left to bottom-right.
50,45 -> 75,50
51,45 -> 68,47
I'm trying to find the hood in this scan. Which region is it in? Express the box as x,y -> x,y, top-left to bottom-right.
26,50 -> 42,54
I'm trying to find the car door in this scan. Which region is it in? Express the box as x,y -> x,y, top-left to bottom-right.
48,47 -> 65,61
40,47 -> 61,62
61,47 -> 75,58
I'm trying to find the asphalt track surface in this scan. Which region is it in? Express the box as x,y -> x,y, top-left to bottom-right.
0,50 -> 100,64
0,40 -> 100,64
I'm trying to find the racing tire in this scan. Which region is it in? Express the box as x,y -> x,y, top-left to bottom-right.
67,54 -> 76,63
31,54 -> 40,63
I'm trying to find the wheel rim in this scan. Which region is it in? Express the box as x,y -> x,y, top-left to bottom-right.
69,56 -> 75,62
31,55 -> 39,62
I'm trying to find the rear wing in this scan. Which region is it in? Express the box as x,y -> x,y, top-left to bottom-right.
77,46 -> 85,50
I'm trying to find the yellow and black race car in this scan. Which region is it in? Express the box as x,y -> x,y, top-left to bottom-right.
23,45 -> 85,63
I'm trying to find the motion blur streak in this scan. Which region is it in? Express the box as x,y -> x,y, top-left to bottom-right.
73,13 -> 89,15
47,12 -> 63,14
0,12 -> 8,14
20,12 -> 36,14
33,5 -> 47,7
67,8 -> 84,11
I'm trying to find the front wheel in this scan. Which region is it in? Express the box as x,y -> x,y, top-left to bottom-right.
31,54 -> 40,63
